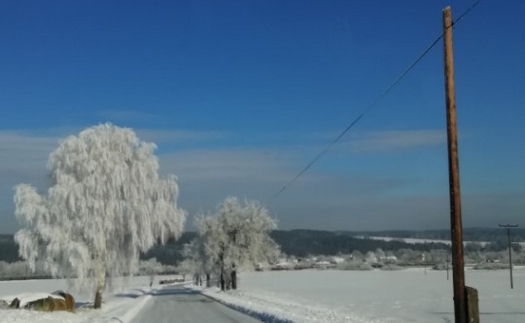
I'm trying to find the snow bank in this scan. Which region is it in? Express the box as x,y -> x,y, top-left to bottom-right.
193,285 -> 376,323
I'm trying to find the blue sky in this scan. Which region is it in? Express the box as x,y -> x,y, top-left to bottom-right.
0,0 -> 523,233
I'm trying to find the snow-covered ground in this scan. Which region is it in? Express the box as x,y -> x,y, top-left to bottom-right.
0,276 -> 173,323
2,270 -> 524,323
200,268 -> 525,323
354,235 -> 490,246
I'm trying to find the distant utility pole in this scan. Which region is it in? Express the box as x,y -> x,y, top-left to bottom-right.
499,223 -> 519,289
446,256 -> 450,281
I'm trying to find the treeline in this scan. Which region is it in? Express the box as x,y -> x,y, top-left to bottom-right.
271,230 -> 449,257
144,230 -> 452,264
2,228 -> 522,265
0,235 -> 20,263
143,232 -> 197,265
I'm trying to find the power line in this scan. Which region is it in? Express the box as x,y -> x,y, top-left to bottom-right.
267,0 -> 484,203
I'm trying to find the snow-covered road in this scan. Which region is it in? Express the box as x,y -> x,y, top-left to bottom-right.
130,286 -> 261,323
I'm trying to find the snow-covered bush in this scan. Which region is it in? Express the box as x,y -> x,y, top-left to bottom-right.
13,124 -> 186,308
365,251 -> 377,264
351,250 -> 364,261
175,259 -> 195,281
139,258 -> 164,274
139,258 -> 164,285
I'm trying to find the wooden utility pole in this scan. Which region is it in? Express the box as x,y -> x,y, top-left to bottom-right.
443,6 -> 467,323
499,223 -> 519,289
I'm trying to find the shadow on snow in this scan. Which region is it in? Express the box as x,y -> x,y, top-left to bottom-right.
199,290 -> 294,323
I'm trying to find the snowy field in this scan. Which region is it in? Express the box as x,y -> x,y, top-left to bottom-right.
2,270 -> 525,323
202,268 -> 525,323
357,235 -> 525,247
354,235 -> 489,246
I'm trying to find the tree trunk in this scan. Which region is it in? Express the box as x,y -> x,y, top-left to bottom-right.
94,289 -> 103,309
94,259 -> 106,309
206,273 -> 211,288
231,269 -> 237,290
220,266 -> 225,291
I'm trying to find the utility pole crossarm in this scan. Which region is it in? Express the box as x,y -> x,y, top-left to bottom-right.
499,224 -> 519,228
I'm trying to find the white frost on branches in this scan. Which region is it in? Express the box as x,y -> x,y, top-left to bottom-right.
179,239 -> 211,276
197,197 -> 280,278
14,123 -> 186,301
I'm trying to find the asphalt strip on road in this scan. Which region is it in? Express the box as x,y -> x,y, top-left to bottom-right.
129,286 -> 263,323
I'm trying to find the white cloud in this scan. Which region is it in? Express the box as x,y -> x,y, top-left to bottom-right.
160,148 -> 300,181
308,129 -> 446,154
1,127 -> 520,234
344,130 -> 446,152
0,131 -> 58,179
135,129 -> 229,144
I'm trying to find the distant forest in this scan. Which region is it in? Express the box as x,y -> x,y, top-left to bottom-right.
351,228 -> 525,242
1,228 -> 523,265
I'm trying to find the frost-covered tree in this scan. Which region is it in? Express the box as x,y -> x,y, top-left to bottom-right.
139,258 -> 163,286
197,197 -> 279,291
365,251 -> 377,264
375,248 -> 386,262
351,250 -> 364,262
14,123 -> 186,308
180,239 -> 213,286
175,259 -> 194,282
